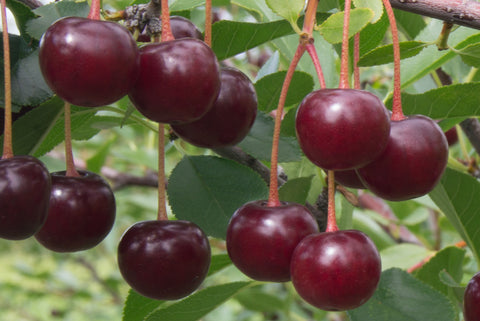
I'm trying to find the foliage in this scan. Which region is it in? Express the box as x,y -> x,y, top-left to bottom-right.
1,0 -> 480,320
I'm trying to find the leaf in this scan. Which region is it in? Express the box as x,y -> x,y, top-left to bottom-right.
207,254 -> 232,277
358,9 -> 389,56
232,0 -> 278,21
212,19 -> 294,60
26,0 -> 90,40
358,41 -> 429,67
6,0 -> 36,42
255,51 -> 280,81
170,0 -> 205,12
454,42 -> 480,67
238,112 -> 302,163
254,71 -> 314,113
385,83 -> 480,119
86,137 -> 116,173
278,176 -> 313,204
394,10 -> 427,40
354,0 -> 383,23
145,282 -> 253,321
265,0 -> 304,32
348,268 -> 457,321
235,287 -> 285,312
380,244 -> 433,271
429,167 -> 480,264
123,290 -> 165,321
167,155 -> 269,239
319,8 -> 374,44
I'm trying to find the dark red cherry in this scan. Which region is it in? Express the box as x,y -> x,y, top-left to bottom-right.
137,16 -> 203,42
334,170 -> 366,189
35,170 -> 116,252
464,271 -> 480,321
357,115 -> 448,201
226,200 -> 319,282
171,67 -> 257,148
0,156 -> 51,240
445,126 -> 458,146
129,38 -> 221,124
290,230 -> 381,311
295,89 -> 390,170
117,220 -> 211,300
39,17 -> 139,107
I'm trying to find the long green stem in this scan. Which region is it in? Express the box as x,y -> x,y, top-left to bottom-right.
1,0 -> 13,159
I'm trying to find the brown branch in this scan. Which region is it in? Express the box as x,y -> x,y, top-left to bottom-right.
389,0 -> 480,30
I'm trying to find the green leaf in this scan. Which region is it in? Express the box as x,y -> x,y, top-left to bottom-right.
278,176 -> 313,204
238,112 -> 302,163
86,137 -> 116,174
26,0 -> 90,40
265,0 -> 304,33
414,246 -> 465,299
212,19 -> 294,60
167,155 -> 269,239
123,290 -> 165,321
394,10 -> 427,40
7,0 -> 36,42
438,270 -> 464,288
348,268 -> 457,321
232,0 -> 278,21
429,167 -> 480,264
170,0 -> 205,11
385,83 -> 480,119
254,71 -> 314,113
319,8 -> 374,44
358,41 -> 429,66
235,287 -> 285,312
353,211 -> 396,251
454,43 -> 480,67
353,0 -> 383,23
207,254 -> 232,277
145,282 -> 253,321
380,244 -> 433,271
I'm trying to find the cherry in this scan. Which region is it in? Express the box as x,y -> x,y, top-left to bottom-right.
117,220 -> 211,300
226,200 -> 319,282
35,170 -> 116,252
128,38 -> 221,124
464,271 -> 480,321
39,17 -> 139,107
290,230 -> 381,311
357,115 -> 448,201
295,89 -> 390,170
137,16 -> 203,42
334,169 -> 366,189
171,67 -> 257,148
0,156 -> 51,240
445,126 -> 458,146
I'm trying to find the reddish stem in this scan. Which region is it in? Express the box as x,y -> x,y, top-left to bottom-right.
87,0 -> 101,20
325,171 -> 338,232
382,0 -> 405,121
353,33 -> 361,90
1,0 -> 12,159
63,102 -> 80,177
204,0 -> 212,47
161,0 -> 174,41
267,43 -> 307,207
338,0 -> 352,89
157,123 -> 168,220
305,42 -> 326,89
302,0 -> 319,36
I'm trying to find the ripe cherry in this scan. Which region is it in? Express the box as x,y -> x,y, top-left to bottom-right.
295,89 -> 390,171
117,220 -> 211,300
290,230 -> 381,311
226,200 -> 319,282
39,17 -> 139,107
357,115 -> 448,201
171,67 -> 257,148
464,271 -> 480,321
334,169 -> 366,189
445,126 -> 458,146
35,171 -> 116,252
0,156 -> 51,240
129,38 -> 221,124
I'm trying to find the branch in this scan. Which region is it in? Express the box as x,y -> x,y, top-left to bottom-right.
389,0 -> 480,30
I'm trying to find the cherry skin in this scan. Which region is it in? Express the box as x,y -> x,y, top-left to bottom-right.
171,67 -> 257,148
464,271 -> 480,321
295,89 -> 391,170
445,126 -> 458,146
0,156 -> 51,240
35,170 -> 116,252
137,16 -> 203,42
226,200 -> 319,282
129,38 -> 221,124
357,115 -> 448,201
334,169 -> 366,189
39,17 -> 139,107
117,220 -> 211,300
290,230 -> 381,311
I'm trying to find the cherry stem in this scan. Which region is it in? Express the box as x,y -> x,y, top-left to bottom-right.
302,0 -> 319,36
305,43 -> 326,89
157,123 -> 168,221
204,0 -> 212,47
161,0 -> 174,41
382,0 -> 405,121
353,33 -> 361,90
1,0 -> 13,159
338,0 -> 352,89
63,102 -> 80,177
87,0 -> 101,20
267,42 -> 307,207
325,170 -> 338,232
